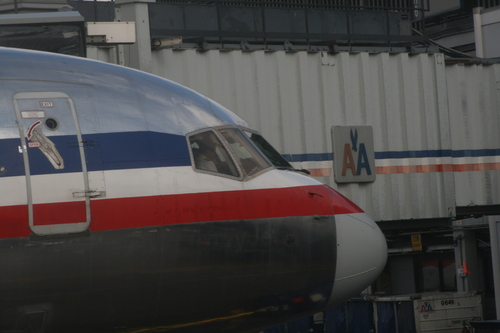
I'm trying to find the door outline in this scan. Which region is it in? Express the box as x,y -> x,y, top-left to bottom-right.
14,91 -> 91,236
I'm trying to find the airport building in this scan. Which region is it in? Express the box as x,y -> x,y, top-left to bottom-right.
1,0 -> 499,328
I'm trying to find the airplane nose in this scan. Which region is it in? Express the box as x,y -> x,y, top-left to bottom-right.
328,212 -> 388,306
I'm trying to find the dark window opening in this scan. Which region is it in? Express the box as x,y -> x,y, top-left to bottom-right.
415,259 -> 456,293
243,130 -> 292,168
219,128 -> 272,176
189,131 -> 240,177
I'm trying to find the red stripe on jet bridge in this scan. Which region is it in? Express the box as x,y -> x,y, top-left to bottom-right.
0,185 -> 363,238
376,162 -> 500,174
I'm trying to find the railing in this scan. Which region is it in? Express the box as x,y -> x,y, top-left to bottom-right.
155,0 -> 423,11
475,0 -> 500,8
65,0 -> 431,51
424,0 -> 500,32
148,0 -> 431,52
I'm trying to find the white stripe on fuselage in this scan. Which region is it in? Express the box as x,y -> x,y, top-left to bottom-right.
0,167 -> 321,206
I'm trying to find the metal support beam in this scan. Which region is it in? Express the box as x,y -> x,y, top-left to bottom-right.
488,216 -> 500,319
473,7 -> 484,58
453,219 -> 482,292
115,0 -> 154,72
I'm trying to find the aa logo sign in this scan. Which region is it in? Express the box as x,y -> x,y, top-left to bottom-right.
332,126 -> 376,183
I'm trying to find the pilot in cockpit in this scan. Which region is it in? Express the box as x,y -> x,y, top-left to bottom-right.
193,140 -> 219,172
190,131 -> 240,177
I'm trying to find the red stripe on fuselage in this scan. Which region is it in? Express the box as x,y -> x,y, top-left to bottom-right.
33,201 -> 87,226
90,185 -> 337,231
0,206 -> 30,238
328,186 -> 364,215
0,185 -> 363,238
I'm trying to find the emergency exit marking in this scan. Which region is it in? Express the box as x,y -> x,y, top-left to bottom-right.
21,110 -> 45,119
40,101 -> 53,108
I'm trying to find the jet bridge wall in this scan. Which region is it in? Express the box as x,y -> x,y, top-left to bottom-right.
88,48 -> 500,222
445,63 -> 500,209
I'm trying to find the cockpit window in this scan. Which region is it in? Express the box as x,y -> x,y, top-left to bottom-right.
188,127 -> 278,179
243,130 -> 292,168
219,128 -> 272,176
189,131 -> 240,177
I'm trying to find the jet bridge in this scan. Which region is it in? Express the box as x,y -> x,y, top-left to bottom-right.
0,10 -> 86,56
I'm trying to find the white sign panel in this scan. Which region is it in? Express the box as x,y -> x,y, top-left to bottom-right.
332,126 -> 376,183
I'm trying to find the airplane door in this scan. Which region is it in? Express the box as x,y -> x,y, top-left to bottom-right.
14,92 -> 90,236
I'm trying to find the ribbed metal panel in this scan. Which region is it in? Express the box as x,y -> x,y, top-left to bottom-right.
87,48 -> 500,221
446,63 -> 500,208
86,45 -> 117,64
150,49 -> 464,221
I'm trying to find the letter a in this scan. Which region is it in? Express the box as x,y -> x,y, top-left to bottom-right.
342,144 -> 357,176
357,143 -> 372,175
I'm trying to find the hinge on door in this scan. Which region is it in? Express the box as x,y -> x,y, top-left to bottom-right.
73,191 -> 106,198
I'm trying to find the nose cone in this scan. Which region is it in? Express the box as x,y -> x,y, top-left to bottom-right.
328,212 -> 387,306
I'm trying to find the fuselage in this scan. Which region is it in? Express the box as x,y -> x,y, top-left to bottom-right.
0,48 -> 387,333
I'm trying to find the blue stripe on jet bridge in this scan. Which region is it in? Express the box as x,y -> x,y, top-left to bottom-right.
283,153 -> 333,162
0,132 -> 191,177
451,149 -> 500,158
374,150 -> 453,159
282,149 -> 500,162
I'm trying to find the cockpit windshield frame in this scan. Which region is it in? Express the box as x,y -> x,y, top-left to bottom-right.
241,129 -> 293,169
187,128 -> 243,180
187,126 -> 279,181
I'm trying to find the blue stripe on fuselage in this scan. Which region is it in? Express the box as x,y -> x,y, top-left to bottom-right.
0,132 -> 191,177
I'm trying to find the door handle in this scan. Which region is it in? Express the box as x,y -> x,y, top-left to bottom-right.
73,191 -> 106,198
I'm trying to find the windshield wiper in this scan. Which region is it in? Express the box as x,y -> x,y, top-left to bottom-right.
277,166 -> 311,175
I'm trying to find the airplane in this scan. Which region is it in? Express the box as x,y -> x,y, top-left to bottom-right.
0,47 -> 387,333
